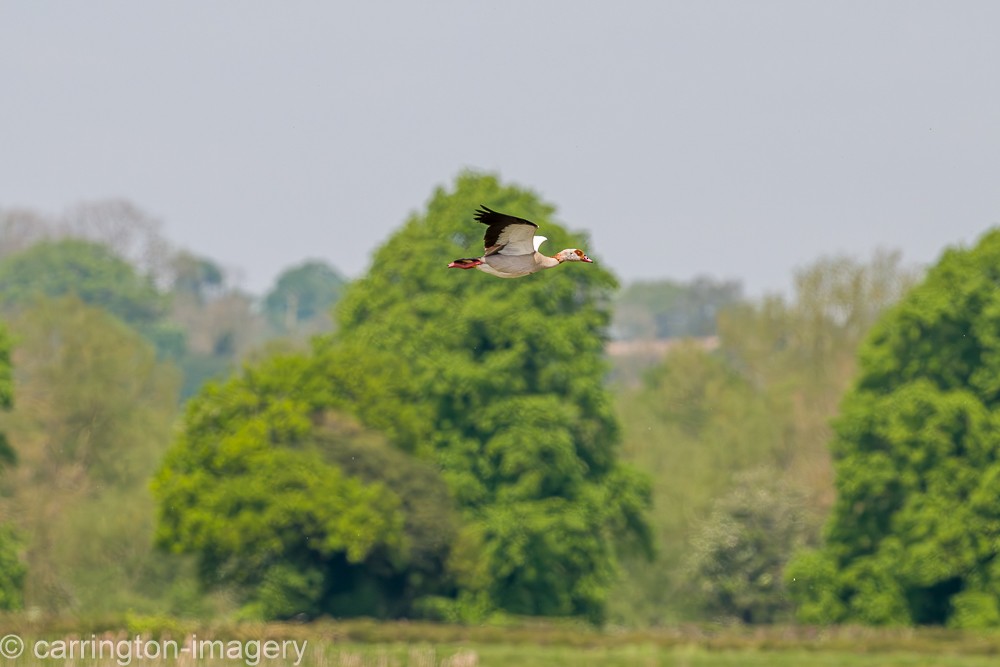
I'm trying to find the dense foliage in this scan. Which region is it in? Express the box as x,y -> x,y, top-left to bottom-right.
0,523 -> 24,611
263,260 -> 347,334
610,252 -> 913,624
612,277 -> 742,340
0,324 -> 24,611
788,230 -> 1000,628
0,238 -> 165,322
11,186 -> 990,630
153,173 -> 652,622
325,172 -> 652,621
0,209 -> 348,400
0,238 -> 184,357
0,325 -> 13,468
0,297 -> 184,614
687,468 -> 812,623
152,353 -> 463,619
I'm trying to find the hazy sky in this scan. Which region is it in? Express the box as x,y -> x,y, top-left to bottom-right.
2,2 -> 998,295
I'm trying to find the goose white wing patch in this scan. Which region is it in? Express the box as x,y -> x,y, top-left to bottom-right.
532,235 -> 547,252
492,223 -> 538,256
476,206 -> 541,257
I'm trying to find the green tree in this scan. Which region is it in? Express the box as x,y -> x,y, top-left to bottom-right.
0,524 -> 25,611
0,323 -> 25,611
0,297 -> 184,614
613,276 -> 742,341
687,468 -> 812,623
326,172 -> 651,621
610,252 -> 913,625
0,238 -> 184,358
717,251 -> 916,495
169,262 -> 265,399
316,413 -> 461,615
788,230 -> 1000,628
170,251 -> 225,303
0,238 -> 165,324
264,260 -> 346,333
610,343 -> 780,623
152,354 -> 414,619
154,172 -> 650,622
0,325 -> 14,468
7,297 -> 179,487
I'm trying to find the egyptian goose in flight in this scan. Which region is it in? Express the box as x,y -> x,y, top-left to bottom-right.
448,205 -> 593,278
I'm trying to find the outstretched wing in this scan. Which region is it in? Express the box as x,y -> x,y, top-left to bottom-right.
475,205 -> 539,256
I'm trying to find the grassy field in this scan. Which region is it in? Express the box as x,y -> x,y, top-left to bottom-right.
3,620 -> 1000,666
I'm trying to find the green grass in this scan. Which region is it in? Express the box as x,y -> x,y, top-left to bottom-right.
4,620 -> 1000,666
2,641 -> 998,667
316,643 -> 1000,666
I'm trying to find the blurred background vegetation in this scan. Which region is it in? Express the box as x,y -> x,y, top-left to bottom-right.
1,171 -> 997,634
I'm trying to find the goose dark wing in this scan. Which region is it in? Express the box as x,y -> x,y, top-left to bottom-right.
474,205 -> 539,256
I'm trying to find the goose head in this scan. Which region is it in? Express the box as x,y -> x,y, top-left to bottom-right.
555,248 -> 594,264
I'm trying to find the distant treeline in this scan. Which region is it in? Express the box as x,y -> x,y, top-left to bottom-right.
2,174 -> 998,630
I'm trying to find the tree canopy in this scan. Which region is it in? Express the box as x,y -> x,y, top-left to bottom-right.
0,238 -> 184,358
0,323 -> 24,611
170,251 -> 225,303
0,325 -> 13,468
0,297 -> 181,613
612,276 -> 743,340
787,230 -> 1000,628
325,172 -> 652,620
263,260 -> 346,333
609,252 -> 913,625
154,172 -> 651,622
152,353 -> 418,619
0,238 -> 165,325
686,468 -> 812,624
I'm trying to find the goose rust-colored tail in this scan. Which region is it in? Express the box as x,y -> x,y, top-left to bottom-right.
447,258 -> 483,269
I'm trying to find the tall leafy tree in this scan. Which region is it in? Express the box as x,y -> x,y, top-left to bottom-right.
686,468 -> 813,623
0,323 -> 25,611
325,172 -> 651,620
788,230 -> 1000,628
0,238 -> 165,324
613,276 -> 743,341
264,260 -> 346,333
0,297 -> 182,613
0,524 -> 24,611
0,325 -> 14,468
0,238 -> 184,358
610,252 -> 913,625
153,352 -> 425,619
170,251 -> 225,303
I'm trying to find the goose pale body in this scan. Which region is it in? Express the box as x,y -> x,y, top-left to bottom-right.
448,206 -> 593,278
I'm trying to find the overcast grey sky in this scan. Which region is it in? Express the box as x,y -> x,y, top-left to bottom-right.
1,2 -> 998,295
